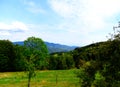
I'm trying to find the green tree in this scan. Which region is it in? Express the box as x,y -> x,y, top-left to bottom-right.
24,36 -> 49,69
49,52 -> 75,70
64,52 -> 75,69
25,54 -> 36,87
0,40 -> 16,72
49,53 -> 59,70
24,37 -> 49,87
14,45 -> 26,71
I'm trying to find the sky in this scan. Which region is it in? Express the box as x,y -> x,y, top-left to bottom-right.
0,0 -> 120,46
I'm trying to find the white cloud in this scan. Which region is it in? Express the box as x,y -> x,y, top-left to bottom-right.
26,1 -> 35,7
48,0 -> 74,18
11,21 -> 28,31
23,0 -> 46,14
48,0 -> 120,45
49,0 -> 120,18
2,0 -> 120,46
0,31 -> 10,36
27,7 -> 46,14
0,21 -> 28,35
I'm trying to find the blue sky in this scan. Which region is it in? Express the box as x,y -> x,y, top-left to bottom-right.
0,0 -> 120,46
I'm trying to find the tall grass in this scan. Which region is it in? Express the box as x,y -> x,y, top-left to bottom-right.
0,69 -> 79,87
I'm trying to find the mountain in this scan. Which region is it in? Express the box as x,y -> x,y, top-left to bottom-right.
13,41 -> 77,53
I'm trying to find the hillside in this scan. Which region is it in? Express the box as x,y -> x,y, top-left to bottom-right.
13,41 -> 77,53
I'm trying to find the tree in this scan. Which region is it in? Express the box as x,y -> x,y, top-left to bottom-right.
49,52 -> 75,70
14,45 -> 26,71
24,37 -> 48,87
24,37 -> 48,69
0,40 -> 16,72
25,54 -> 36,87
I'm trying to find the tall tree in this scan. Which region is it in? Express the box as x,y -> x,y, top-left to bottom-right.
24,37 -> 48,87
0,40 -> 16,72
24,36 -> 49,69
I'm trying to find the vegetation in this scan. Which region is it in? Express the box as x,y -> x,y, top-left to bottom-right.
49,52 -> 75,70
0,40 -> 16,72
0,23 -> 120,86
0,69 -> 79,87
73,24 -> 120,86
0,37 -> 75,71
24,37 -> 49,87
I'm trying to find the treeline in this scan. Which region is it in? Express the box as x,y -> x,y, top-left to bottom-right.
0,37 -> 75,72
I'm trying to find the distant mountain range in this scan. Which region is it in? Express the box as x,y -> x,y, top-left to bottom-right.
13,41 -> 77,53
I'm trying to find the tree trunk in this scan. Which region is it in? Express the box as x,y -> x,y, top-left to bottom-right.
28,72 -> 31,87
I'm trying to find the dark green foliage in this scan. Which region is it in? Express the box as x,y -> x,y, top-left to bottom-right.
14,45 -> 27,71
49,52 -> 75,70
0,54 -> 9,71
0,40 -> 16,72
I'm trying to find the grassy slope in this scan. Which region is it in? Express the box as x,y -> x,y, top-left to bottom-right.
0,69 -> 79,87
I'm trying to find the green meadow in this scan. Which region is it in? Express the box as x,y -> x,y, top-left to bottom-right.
0,69 -> 80,87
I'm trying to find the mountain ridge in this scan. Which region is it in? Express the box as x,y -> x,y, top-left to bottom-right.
13,41 -> 77,53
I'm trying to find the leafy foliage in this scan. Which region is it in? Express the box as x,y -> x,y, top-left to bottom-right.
24,37 -> 49,87
24,36 -> 49,69
49,52 -> 75,70
0,40 -> 16,72
14,45 -> 26,71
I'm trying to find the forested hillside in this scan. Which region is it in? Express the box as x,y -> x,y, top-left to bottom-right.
72,29 -> 120,86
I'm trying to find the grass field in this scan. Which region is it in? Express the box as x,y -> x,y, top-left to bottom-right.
0,69 -> 80,87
